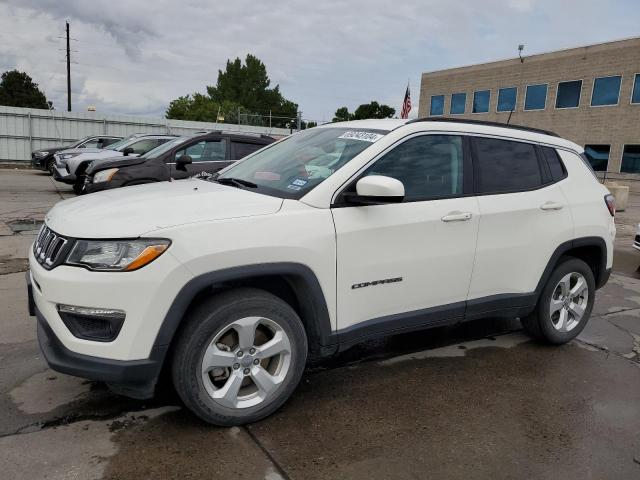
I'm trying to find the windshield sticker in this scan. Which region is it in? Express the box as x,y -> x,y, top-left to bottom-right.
291,178 -> 308,187
286,184 -> 302,191
338,131 -> 384,143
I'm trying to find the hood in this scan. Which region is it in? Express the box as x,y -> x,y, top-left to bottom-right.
86,155 -> 147,174
57,147 -> 103,156
33,146 -> 65,155
45,178 -> 284,238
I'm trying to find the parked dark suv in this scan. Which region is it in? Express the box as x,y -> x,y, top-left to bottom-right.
83,131 -> 276,194
31,135 -> 122,174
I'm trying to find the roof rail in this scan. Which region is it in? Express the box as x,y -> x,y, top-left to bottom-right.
406,117 -> 560,137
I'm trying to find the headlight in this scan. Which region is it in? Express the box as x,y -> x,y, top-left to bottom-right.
35,151 -> 49,157
93,168 -> 119,184
60,152 -> 81,160
65,239 -> 170,271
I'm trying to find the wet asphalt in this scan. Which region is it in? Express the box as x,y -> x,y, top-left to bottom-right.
1,169 -> 640,479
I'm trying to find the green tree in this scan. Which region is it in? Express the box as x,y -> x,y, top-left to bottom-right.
0,70 -> 52,109
332,106 -> 353,122
166,54 -> 298,128
165,94 -> 241,123
207,54 -> 298,123
352,101 -> 395,119
332,101 -> 395,122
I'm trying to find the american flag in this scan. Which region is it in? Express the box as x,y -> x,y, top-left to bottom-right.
400,84 -> 411,119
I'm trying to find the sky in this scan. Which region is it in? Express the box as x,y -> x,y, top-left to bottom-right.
1,0 -> 638,124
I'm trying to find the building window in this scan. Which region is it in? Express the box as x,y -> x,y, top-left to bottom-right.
584,145 -> 610,171
524,84 -> 547,111
555,80 -> 582,108
632,74 -> 640,104
591,75 -> 622,106
450,93 -> 466,114
621,145 -> 640,173
430,95 -> 445,116
497,87 -> 517,112
473,90 -> 490,113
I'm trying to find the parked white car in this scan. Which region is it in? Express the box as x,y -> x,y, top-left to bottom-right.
28,118 -> 616,425
53,134 -> 176,193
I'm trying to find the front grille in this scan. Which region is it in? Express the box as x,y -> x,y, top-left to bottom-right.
33,225 -> 69,269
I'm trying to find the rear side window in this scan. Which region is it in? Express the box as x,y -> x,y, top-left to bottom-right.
541,147 -> 566,181
473,137 -> 542,194
233,142 -> 263,159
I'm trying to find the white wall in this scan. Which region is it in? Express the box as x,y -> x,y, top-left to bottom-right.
0,105 -> 291,162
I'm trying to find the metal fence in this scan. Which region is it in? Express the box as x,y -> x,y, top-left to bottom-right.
0,105 -> 291,162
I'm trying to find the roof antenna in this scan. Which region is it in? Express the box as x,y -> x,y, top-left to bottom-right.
518,44 -> 525,63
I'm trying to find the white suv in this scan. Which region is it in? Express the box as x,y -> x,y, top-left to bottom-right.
27,119 -> 616,425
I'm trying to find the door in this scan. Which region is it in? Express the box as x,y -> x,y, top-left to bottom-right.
169,139 -> 230,179
332,134 -> 479,337
466,136 -> 574,305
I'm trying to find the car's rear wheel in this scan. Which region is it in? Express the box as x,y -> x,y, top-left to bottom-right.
521,257 -> 595,344
171,288 -> 307,426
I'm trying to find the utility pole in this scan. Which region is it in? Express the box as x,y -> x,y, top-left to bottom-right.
66,21 -> 71,112
296,111 -> 302,131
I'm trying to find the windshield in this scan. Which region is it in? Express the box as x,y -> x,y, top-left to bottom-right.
143,136 -> 192,159
104,135 -> 137,151
217,127 -> 387,198
68,136 -> 92,148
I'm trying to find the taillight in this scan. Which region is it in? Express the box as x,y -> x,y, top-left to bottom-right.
604,194 -> 615,217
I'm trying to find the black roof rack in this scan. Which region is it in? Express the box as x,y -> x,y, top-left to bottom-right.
406,117 -> 560,137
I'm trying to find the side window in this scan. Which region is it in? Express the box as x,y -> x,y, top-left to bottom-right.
176,140 -> 226,162
130,139 -> 160,155
541,146 -> 566,181
233,142 -> 263,159
473,137 -> 542,194
362,135 -> 464,202
102,138 -> 120,147
80,138 -> 101,149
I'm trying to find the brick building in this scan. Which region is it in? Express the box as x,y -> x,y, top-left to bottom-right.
418,37 -> 640,181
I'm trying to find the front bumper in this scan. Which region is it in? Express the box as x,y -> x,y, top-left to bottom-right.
53,164 -> 76,184
83,178 -> 114,194
27,270 -> 168,399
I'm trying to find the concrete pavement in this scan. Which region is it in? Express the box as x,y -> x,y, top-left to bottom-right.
1,169 -> 640,479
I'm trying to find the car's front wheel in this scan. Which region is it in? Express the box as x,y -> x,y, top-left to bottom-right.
171,288 -> 308,426
46,158 -> 55,175
521,257 -> 595,344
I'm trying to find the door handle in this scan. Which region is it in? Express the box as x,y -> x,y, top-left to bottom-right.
540,201 -> 564,211
441,211 -> 472,222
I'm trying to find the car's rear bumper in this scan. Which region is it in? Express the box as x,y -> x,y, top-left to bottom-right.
27,271 -> 164,399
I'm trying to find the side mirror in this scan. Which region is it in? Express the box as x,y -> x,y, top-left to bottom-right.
176,154 -> 192,171
344,175 -> 405,205
122,146 -> 134,156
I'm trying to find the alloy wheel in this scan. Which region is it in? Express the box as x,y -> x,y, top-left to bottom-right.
549,272 -> 589,333
200,316 -> 292,409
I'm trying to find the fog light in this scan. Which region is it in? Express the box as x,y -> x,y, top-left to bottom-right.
57,304 -> 125,342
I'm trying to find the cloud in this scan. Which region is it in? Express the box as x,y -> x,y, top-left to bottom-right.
0,0 -> 638,121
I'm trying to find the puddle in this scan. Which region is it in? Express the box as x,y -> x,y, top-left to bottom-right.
0,255 -> 29,274
8,219 -> 43,235
10,371 -> 90,414
379,332 -> 529,365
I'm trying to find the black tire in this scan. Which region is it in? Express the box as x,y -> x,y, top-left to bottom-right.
171,288 -> 308,426
73,178 -> 84,195
521,257 -> 595,344
46,158 -> 55,175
